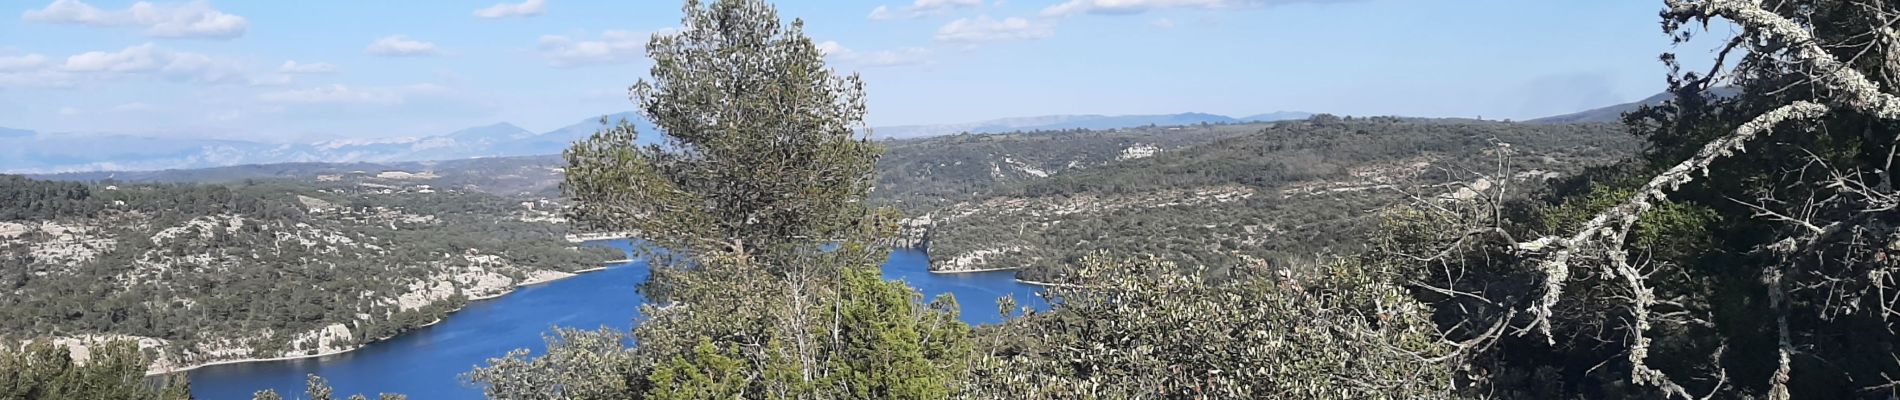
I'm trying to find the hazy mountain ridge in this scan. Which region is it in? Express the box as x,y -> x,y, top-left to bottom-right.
32,155 -> 570,199
0,114 -> 659,175
1528,87 -> 1740,124
870,111 -> 1313,139
3,111 -> 1312,174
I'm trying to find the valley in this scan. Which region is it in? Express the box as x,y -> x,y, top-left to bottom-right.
0,175 -> 616,374
902,118 -> 1641,282
2,114 -> 1647,378
10,0 -> 1891,397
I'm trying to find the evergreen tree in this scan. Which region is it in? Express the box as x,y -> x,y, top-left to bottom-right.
0,340 -> 192,400
158,374 -> 193,400
473,0 -> 972,398
306,374 -> 335,400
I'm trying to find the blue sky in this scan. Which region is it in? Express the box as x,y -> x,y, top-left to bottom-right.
0,0 -> 1725,142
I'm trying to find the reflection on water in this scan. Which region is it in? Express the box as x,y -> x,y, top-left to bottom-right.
187,241 -> 1047,398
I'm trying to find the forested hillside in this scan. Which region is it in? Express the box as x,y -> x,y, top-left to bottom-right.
0,175 -> 613,373
905,117 -> 1639,281
873,122 -> 1265,212
32,155 -> 569,199
26,0 -> 1900,398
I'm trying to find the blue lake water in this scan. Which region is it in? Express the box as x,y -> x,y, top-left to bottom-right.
187,240 -> 1046,399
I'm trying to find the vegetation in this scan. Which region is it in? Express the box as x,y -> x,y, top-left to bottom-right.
471,0 -> 972,397
0,177 -> 613,370
245,374 -> 406,400
0,340 -> 190,400
872,123 -> 1263,213
965,254 -> 1455,398
1373,1 -> 1900,397
29,1 -> 1900,399
913,118 -> 1638,282
29,155 -> 573,200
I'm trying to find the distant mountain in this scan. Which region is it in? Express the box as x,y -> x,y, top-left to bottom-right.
521,112 -> 661,155
1530,87 -> 1740,124
33,155 -> 571,198
0,132 -> 283,173
0,113 -> 664,174
871,112 -> 1312,139
0,110 -> 1297,173
1239,112 -> 1313,122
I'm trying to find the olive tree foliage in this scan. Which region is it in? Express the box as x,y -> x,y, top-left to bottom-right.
560,0 -> 884,275
1385,0 -> 1900,398
246,374 -> 407,400
470,0 -> 971,398
0,340 -> 192,400
464,328 -> 644,399
965,254 -> 1458,399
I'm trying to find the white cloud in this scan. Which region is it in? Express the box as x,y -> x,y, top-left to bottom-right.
0,54 -> 73,88
869,0 -> 982,20
22,0 -> 248,39
914,0 -> 983,10
0,54 -> 47,72
366,35 -> 442,57
1040,0 -> 1343,16
61,43 -> 244,84
537,30 -> 646,68
0,70 -> 76,88
58,106 -> 80,116
1150,18 -> 1176,28
817,41 -> 931,67
278,60 -> 337,74
868,5 -> 897,20
63,46 -> 162,72
473,0 -> 545,18
935,16 -> 1052,43
0,45 -> 251,88
258,84 -> 447,105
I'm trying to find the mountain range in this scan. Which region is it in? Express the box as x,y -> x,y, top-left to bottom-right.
0,111 -> 1311,174
870,111 -> 1313,139
1528,87 -> 1739,124
12,94 -> 1715,175
0,112 -> 656,174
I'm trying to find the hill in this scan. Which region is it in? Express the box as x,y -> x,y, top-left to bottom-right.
873,122 -> 1274,213
1529,87 -> 1739,124
34,155 -> 569,199
870,112 -> 1311,139
0,114 -> 659,175
901,117 -> 1641,282
0,176 -> 615,373
2,110 -> 1313,173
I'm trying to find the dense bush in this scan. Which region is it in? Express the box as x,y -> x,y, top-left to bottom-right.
967,254 -> 1457,398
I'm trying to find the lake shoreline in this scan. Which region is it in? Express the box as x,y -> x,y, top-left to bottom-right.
189,244 -> 1044,397
147,264 -> 618,376
926,266 -> 1022,274
1013,278 -> 1090,288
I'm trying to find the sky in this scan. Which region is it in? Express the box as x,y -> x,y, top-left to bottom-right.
0,0 -> 1729,143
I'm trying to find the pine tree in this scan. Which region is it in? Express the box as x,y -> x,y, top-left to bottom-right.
158,374 -> 194,400
305,374 -> 335,400
473,0 -> 973,398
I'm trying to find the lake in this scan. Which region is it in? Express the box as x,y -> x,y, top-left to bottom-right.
186,240 -> 1048,398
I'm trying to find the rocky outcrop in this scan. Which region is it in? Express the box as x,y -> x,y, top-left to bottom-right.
1118,143 -> 1162,160
284,323 -> 354,356
894,213 -> 933,249
938,246 -> 1025,273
